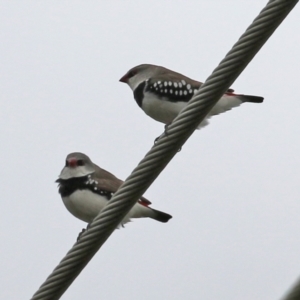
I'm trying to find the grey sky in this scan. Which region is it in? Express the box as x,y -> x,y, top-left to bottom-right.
0,1 -> 299,299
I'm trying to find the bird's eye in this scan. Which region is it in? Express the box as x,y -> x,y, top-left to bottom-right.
65,160 -> 69,167
77,159 -> 84,166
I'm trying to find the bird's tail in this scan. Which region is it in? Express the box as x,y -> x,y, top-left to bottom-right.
238,94 -> 264,103
150,208 -> 172,223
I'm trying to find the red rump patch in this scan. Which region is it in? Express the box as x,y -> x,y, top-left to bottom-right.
138,199 -> 150,207
225,88 -> 236,96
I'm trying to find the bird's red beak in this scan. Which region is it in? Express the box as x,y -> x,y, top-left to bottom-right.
67,158 -> 77,168
119,74 -> 128,83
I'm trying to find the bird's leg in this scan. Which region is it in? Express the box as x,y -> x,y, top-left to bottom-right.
154,124 -> 170,144
153,124 -> 182,152
164,124 -> 170,135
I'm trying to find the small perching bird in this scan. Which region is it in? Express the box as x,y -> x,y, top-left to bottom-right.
120,64 -> 264,128
56,152 -> 172,226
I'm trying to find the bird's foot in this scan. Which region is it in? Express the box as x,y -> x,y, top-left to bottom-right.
76,223 -> 91,241
154,136 -> 160,144
77,228 -> 86,241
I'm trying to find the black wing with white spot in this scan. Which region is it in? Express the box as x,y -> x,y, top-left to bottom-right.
145,78 -> 201,103
84,174 -> 114,200
57,174 -> 113,200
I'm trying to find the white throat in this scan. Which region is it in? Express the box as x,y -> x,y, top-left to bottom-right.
59,166 -> 94,180
128,73 -> 150,90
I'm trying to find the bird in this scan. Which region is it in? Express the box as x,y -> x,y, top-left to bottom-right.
56,152 -> 172,226
120,64 -> 264,128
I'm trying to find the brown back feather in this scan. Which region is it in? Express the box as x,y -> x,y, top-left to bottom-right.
93,164 -> 152,205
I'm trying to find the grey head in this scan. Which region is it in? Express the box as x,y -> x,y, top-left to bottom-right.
119,64 -> 160,90
119,64 -> 201,91
59,152 -> 96,180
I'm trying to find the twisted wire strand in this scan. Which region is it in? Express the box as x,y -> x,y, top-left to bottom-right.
283,279 -> 300,300
31,1 -> 298,299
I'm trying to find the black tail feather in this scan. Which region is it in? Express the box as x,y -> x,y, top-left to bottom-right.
151,209 -> 172,223
240,94 -> 264,103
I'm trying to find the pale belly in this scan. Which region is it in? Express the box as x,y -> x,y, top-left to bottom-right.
141,93 -> 242,128
141,93 -> 187,125
62,189 -> 152,224
62,190 -> 107,223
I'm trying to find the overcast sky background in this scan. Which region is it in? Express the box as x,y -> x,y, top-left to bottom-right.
1,1 -> 299,299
